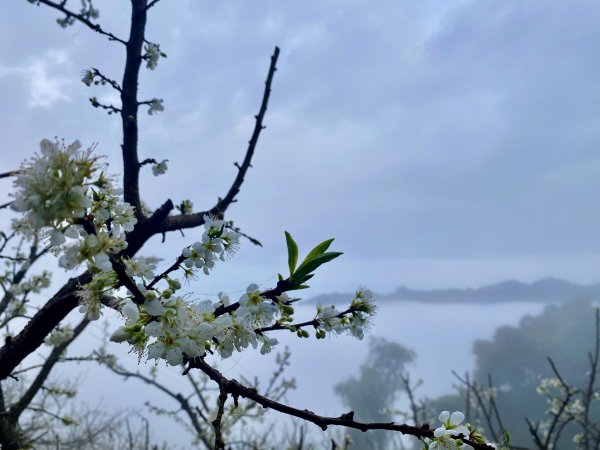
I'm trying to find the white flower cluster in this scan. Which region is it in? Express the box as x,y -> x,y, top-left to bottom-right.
110,283 -> 279,365
536,377 -> 562,395
109,278 -> 377,366
77,270 -> 117,320
56,184 -> 136,271
7,271 -> 51,296
11,139 -> 137,272
45,325 -> 74,347
179,199 -> 193,214
425,411 -> 496,450
11,138 -> 378,369
151,159 -> 168,176
536,375 -> 592,437
182,215 -> 240,275
148,98 -> 164,115
315,288 -> 375,339
81,69 -> 95,86
12,139 -> 96,229
124,257 -> 159,280
144,43 -> 162,70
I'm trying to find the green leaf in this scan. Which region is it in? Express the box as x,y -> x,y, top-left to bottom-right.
302,238 -> 335,265
503,430 -> 511,446
290,251 -> 342,285
277,273 -> 284,281
285,231 -> 299,275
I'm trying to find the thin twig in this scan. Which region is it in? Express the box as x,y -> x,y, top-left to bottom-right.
90,67 -> 122,92
146,0 -> 161,9
160,47 -> 281,233
145,255 -> 185,290
29,0 -> 127,44
9,318 -> 89,419
0,170 -> 20,179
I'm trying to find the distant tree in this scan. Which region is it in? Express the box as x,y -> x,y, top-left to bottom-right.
335,337 -> 415,449
427,297 -> 600,448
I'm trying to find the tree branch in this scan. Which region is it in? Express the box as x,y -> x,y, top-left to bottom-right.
100,357 -> 213,449
212,386 -> 227,450
0,198 -> 172,381
160,46 -> 280,233
188,358 -> 495,450
29,0 -> 127,45
0,272 -> 91,380
119,0 -> 148,220
90,67 -> 122,92
9,318 -> 89,419
146,0 -> 161,10
0,170 -> 21,179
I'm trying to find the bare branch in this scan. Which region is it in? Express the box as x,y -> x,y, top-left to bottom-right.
146,0 -> 161,10
11,355 -> 101,377
400,372 -> 424,425
145,255 -> 185,290
99,357 -> 212,449
9,318 -> 89,419
0,170 -> 21,179
487,374 -> 507,438
90,67 -> 122,92
28,0 -> 127,45
212,386 -> 227,450
539,357 -> 576,449
255,305 -> 356,334
225,222 -> 262,247
160,47 -> 281,233
89,96 -> 121,114
0,272 -> 91,380
188,358 -> 495,450
452,371 -> 498,439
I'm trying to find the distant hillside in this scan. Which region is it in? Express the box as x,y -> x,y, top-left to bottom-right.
306,278 -> 600,305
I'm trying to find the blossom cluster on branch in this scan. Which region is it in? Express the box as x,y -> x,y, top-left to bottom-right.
425,411 -> 497,450
10,139 -> 377,367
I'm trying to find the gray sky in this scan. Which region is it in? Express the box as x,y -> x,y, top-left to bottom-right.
2,1 -> 599,446
2,1 -> 599,296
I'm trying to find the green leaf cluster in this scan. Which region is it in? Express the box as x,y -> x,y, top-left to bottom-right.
282,232 -> 342,290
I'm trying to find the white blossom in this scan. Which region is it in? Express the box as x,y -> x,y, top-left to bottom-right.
144,43 -> 161,69
120,298 -> 140,323
144,298 -> 165,316
148,98 -> 164,115
151,159 -> 168,175
12,139 -> 95,229
81,70 -> 94,86
45,326 -> 74,346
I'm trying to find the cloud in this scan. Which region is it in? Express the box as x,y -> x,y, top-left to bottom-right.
0,49 -> 73,108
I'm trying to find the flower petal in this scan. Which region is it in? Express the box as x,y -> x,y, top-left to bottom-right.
439,411 -> 450,422
450,411 -> 465,425
144,298 -> 165,316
